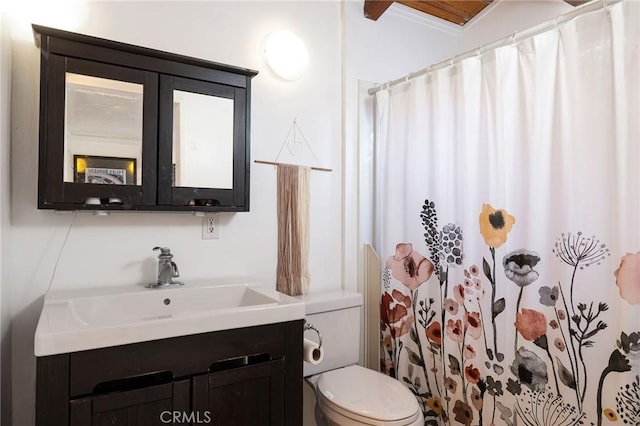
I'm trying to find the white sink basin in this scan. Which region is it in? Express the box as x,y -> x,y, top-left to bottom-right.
34,278 -> 305,356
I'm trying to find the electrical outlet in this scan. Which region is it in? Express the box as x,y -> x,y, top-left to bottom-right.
202,216 -> 220,239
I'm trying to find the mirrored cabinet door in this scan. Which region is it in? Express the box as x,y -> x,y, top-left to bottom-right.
65,73 -> 142,186
158,76 -> 249,210
41,56 -> 158,208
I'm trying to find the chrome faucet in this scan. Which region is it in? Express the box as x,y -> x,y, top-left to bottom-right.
146,246 -> 183,288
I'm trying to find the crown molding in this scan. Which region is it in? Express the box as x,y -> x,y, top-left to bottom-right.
461,0 -> 504,32
386,2 -> 463,37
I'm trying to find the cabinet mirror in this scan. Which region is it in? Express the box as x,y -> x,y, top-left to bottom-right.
171,90 -> 234,190
65,73 -> 143,186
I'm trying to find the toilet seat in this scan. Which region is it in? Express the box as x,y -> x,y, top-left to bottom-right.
316,365 -> 421,425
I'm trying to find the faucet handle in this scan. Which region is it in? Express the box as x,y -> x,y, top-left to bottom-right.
153,247 -> 174,261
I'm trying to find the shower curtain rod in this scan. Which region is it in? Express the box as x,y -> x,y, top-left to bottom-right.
368,0 -> 622,96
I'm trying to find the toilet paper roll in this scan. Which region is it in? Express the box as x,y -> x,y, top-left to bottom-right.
303,338 -> 324,365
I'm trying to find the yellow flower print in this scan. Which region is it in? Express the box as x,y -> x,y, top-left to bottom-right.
383,335 -> 393,352
479,204 -> 515,249
426,396 -> 443,415
603,408 -> 618,422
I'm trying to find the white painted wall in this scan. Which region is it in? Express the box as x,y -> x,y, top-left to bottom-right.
462,0 -> 573,50
9,2 -> 341,424
1,10 -> 13,426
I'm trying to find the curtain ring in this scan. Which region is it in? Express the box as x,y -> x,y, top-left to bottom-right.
475,48 -> 482,61
510,32 -> 518,46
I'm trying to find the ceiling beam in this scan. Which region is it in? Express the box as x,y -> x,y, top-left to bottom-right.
364,0 -> 394,21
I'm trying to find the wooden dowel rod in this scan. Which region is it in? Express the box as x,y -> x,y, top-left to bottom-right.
254,159 -> 332,172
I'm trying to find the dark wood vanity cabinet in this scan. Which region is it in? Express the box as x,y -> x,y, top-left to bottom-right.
33,25 -> 257,212
36,321 -> 303,426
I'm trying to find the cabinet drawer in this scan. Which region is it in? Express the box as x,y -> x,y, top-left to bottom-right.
69,323 -> 287,397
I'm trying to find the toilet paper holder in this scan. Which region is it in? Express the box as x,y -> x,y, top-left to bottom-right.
303,321 -> 322,349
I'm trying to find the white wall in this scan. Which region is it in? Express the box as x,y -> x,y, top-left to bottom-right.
10,2 -> 342,424
1,10 -> 13,426
462,0 -> 573,50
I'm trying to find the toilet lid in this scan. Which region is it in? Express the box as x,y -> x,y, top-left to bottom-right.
317,365 -> 420,423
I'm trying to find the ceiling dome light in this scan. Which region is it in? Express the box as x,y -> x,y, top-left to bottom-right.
264,30 -> 309,81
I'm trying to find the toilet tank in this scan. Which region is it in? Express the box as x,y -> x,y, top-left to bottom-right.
300,290 -> 363,377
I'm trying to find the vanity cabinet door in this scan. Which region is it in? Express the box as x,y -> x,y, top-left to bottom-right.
192,359 -> 285,425
69,380 -> 189,426
39,55 -> 159,209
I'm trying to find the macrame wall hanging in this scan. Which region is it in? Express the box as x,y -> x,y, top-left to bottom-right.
255,119 -> 331,296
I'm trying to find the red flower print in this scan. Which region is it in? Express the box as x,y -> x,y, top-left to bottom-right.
554,337 -> 566,352
453,400 -> 474,426
386,243 -> 434,291
380,292 -> 392,331
446,319 -> 464,343
469,264 -> 479,276
392,289 -> 411,308
444,376 -> 458,393
615,252 -> 640,305
444,298 -> 459,315
464,344 -> 477,359
515,309 -> 547,341
471,386 -> 483,411
394,314 -> 414,338
454,284 -> 466,304
426,322 -> 442,345
380,292 -> 413,338
473,278 -> 482,290
465,311 -> 482,340
465,365 -> 481,384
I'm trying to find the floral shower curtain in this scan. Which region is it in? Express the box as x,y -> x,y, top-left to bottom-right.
376,2 -> 639,425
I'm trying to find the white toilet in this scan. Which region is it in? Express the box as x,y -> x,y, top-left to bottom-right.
300,291 -> 424,426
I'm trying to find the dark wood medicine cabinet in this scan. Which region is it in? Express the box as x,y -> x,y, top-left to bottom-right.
33,24 -> 258,212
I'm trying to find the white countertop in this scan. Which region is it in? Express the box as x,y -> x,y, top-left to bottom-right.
34,278 -> 305,356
